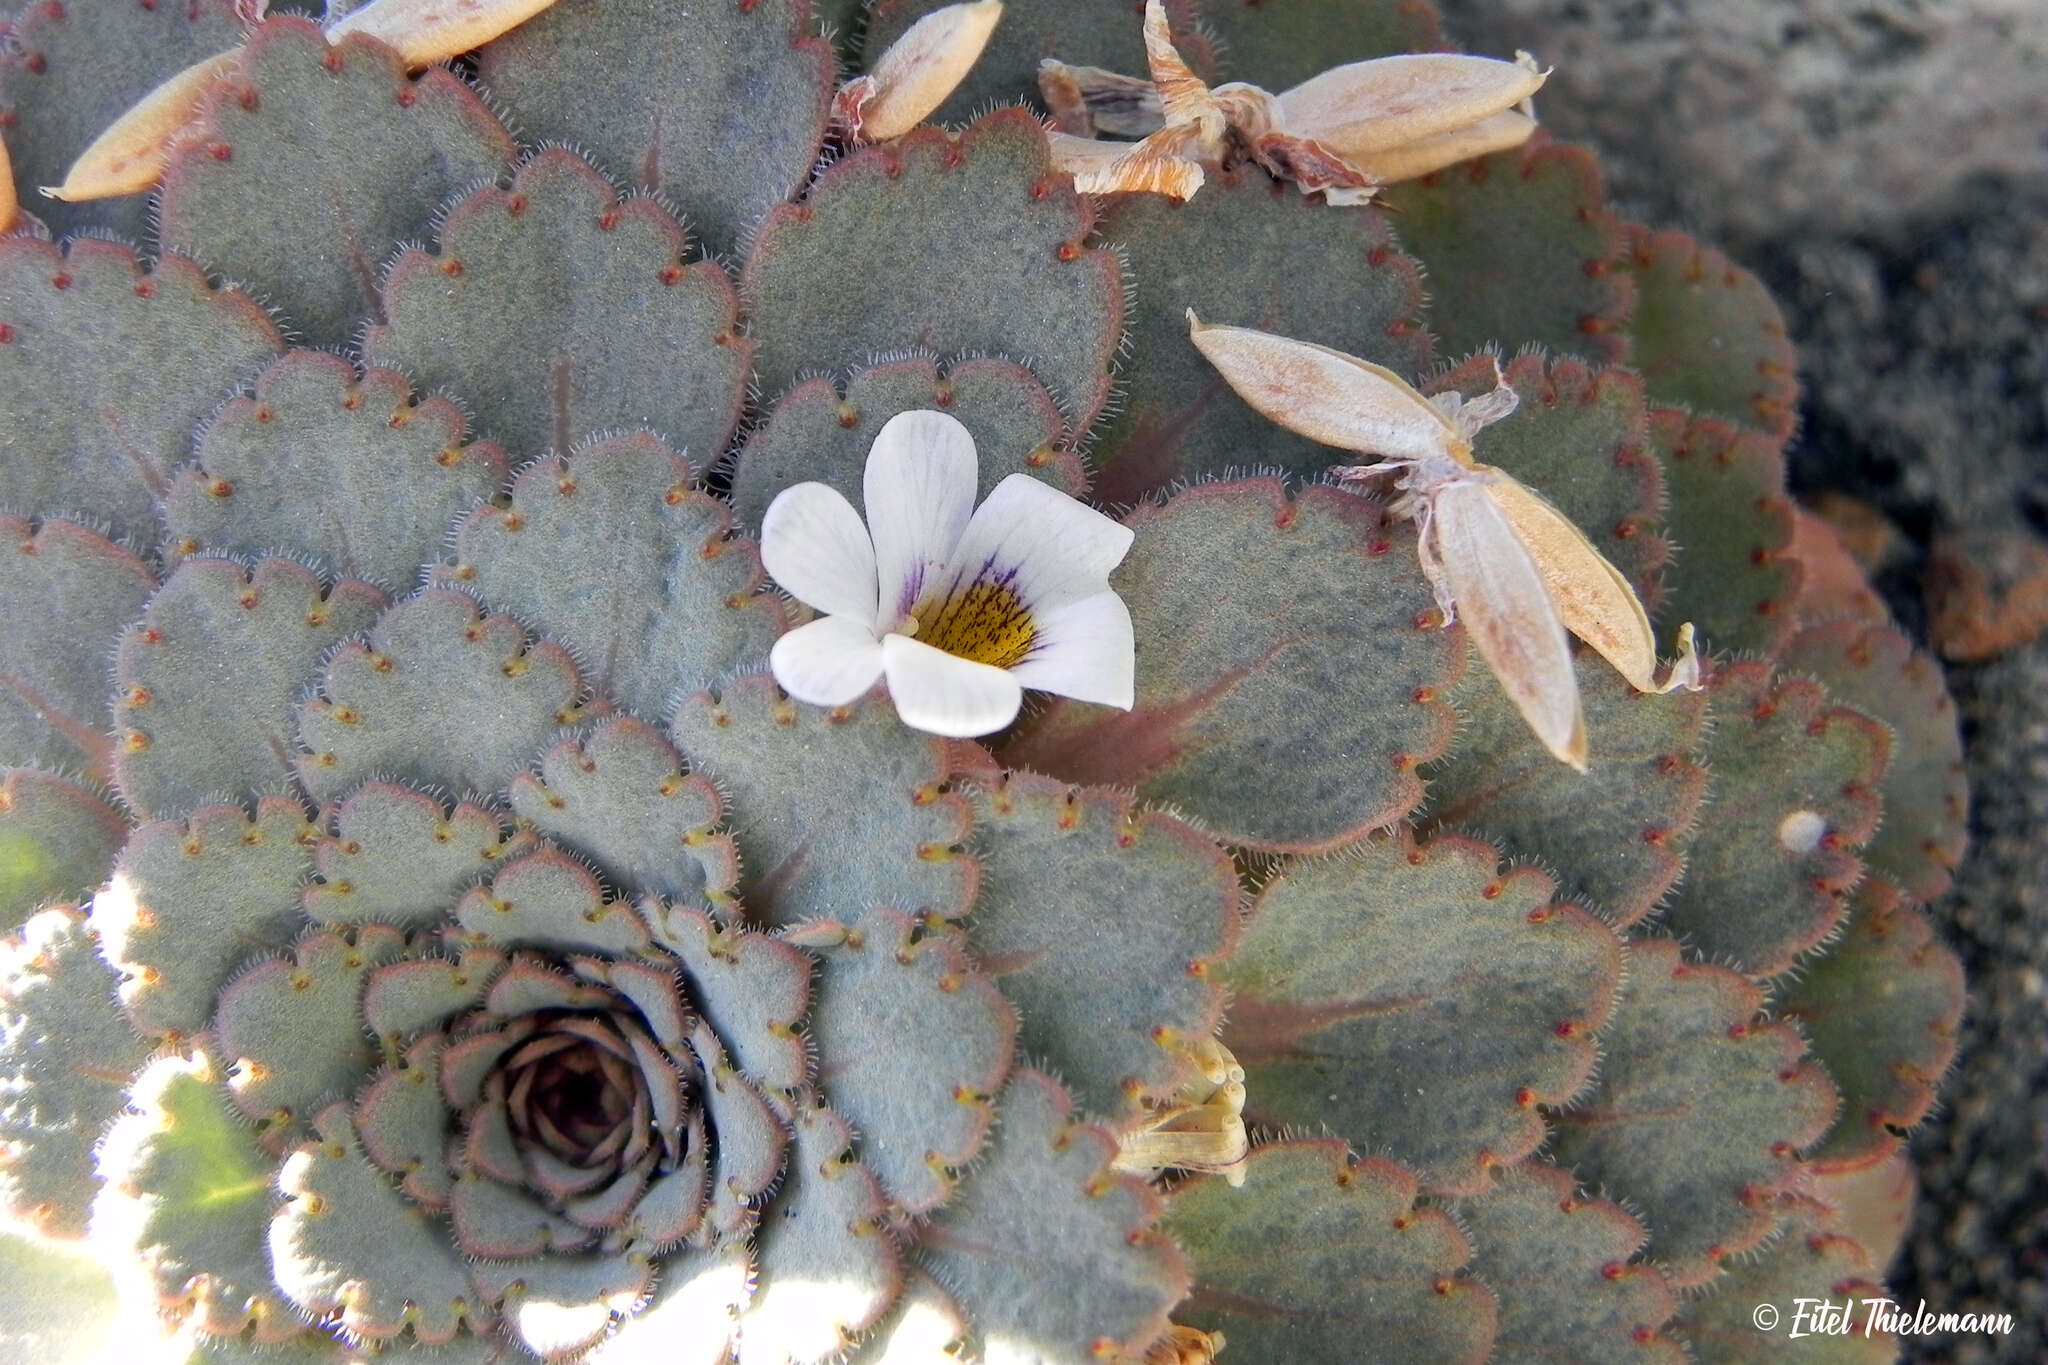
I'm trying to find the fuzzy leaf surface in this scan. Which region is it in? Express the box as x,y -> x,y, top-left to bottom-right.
800,909 -> 1012,1214
1812,1152 -> 1916,1274
670,680 -> 976,929
1670,1201 -> 1893,1363
1223,834 -> 1618,1191
446,430 -> 781,717
215,925 -> 407,1140
585,1243 -> 748,1365
0,518 -> 154,778
306,784 -> 525,932
920,1070 -> 1186,1365
1648,410 -> 1799,655
0,517 -> 155,777
651,905 -> 808,1093
367,149 -> 747,463
157,20 -> 515,347
742,111 -> 1121,439
113,558 -> 384,821
1383,140 -> 1629,362
962,769 -> 1237,1116
295,590 -> 584,804
1423,654 -> 1708,928
0,770 -> 126,928
511,719 -> 735,910
453,850 -> 650,957
1002,480 -> 1459,852
1166,1141 -> 1496,1363
270,1104 -> 479,1344
475,0 -> 832,263
1090,171 -> 1429,499
1547,939 -> 1839,1285
1778,621 -> 1968,904
1457,354 -> 1666,597
162,352 -> 509,594
1204,0 -> 1440,88
0,240 -> 282,545
1657,662 -> 1886,978
1622,227 -> 1799,441
0,0 -> 246,242
469,1253 -> 651,1360
736,1103 -> 898,1364
843,1269 -> 967,1365
92,1048 -> 294,1339
1778,884 -> 1965,1169
0,908 -> 148,1234
93,799 -> 317,1038
1449,1162 -> 1682,1364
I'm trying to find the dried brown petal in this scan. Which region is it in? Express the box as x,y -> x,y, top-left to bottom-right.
1047,128 -> 1207,200
1113,1038 -> 1249,1187
1037,58 -> 1163,138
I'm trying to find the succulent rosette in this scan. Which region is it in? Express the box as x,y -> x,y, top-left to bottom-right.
0,1 -> 1975,1363
0,411 -> 1237,1361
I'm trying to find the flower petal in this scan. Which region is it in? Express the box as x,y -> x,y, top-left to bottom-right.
1008,590 -> 1135,710
881,634 -> 1024,738
770,616 -> 886,708
761,482 -> 880,623
936,474 -> 1135,617
864,411 -> 980,624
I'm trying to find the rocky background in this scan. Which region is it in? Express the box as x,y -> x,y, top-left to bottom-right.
1431,3 -> 2046,1361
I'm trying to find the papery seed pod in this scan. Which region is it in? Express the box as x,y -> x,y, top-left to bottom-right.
49,0 -> 566,204
45,50 -> 241,203
837,1 -> 1005,143
1043,1 -> 1543,205
1189,313 -> 1699,770
1,136 -> 19,232
325,0 -> 565,64
1273,51 -> 1545,165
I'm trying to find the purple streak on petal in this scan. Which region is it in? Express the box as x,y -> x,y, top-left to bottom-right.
895,561 -> 928,619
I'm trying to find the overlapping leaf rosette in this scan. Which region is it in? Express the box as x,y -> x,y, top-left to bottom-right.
0,398 -> 1244,1363
1,0 -> 1972,1362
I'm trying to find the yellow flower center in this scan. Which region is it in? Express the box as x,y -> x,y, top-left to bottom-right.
912,580 -> 1038,669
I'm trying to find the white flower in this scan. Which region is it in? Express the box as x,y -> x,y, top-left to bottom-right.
759,410 -> 1136,738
